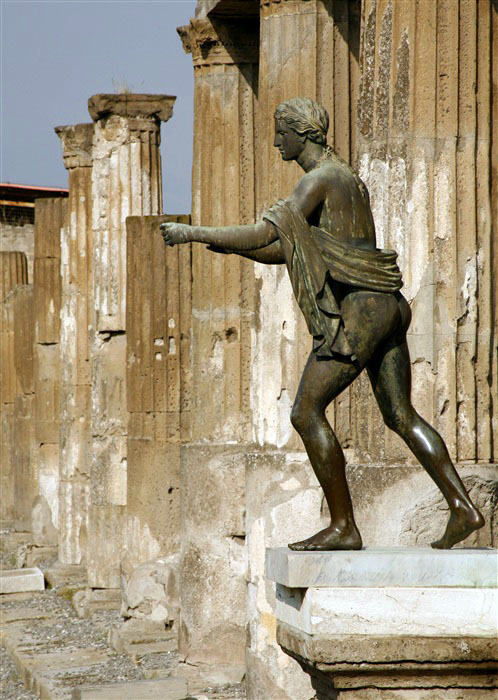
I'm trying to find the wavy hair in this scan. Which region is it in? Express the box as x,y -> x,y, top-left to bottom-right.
274,97 -> 329,146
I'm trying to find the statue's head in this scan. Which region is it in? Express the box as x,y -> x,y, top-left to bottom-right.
274,97 -> 329,161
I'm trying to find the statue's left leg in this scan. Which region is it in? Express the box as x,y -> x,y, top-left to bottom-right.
367,328 -> 484,549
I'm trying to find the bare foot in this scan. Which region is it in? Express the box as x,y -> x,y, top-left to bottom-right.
289,524 -> 362,551
431,503 -> 485,549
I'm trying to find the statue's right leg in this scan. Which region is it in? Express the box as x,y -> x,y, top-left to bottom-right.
288,351 -> 363,551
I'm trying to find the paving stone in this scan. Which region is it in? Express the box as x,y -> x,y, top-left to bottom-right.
71,677 -> 188,699
0,568 -> 44,593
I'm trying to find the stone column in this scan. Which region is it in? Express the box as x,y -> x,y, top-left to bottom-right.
87,94 -> 175,589
0,252 -> 28,522
346,0 -> 497,543
55,123 -> 94,566
124,213 -> 191,572
12,284 -> 35,530
246,3 -> 362,698
176,18 -> 258,673
255,0 -> 361,452
32,197 -> 67,544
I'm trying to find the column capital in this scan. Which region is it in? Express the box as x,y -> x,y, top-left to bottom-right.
55,123 -> 94,170
177,18 -> 259,67
87,94 -> 176,124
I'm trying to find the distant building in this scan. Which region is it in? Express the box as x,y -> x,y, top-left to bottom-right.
0,183 -> 68,281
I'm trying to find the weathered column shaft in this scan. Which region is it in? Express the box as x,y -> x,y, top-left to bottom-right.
254,0 -> 361,450
0,252 -> 28,521
56,123 -> 94,565
33,197 -> 66,542
12,284 -> 35,529
87,93 -> 175,588
245,3 -> 362,698
125,214 -> 191,571
352,0 -> 495,465
177,17 -> 259,670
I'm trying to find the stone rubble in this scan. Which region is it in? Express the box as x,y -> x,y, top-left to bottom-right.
1,530 -> 246,700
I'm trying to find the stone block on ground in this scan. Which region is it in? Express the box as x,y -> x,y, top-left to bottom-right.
13,646 -> 111,696
110,618 -> 177,657
172,661 -> 245,693
72,588 -> 121,618
44,563 -> 88,589
72,677 -> 187,699
0,567 -> 44,594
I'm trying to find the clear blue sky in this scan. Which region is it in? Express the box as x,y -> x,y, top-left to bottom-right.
1,0 -> 197,214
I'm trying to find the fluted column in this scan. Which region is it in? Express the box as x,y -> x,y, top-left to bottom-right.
55,123 -> 94,565
177,17 -> 258,669
87,94 -> 175,588
0,252 -> 28,521
254,0 -> 361,450
351,0 -> 495,469
32,196 -> 67,543
12,284 -> 35,529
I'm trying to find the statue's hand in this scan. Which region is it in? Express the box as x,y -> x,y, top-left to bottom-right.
160,222 -> 192,246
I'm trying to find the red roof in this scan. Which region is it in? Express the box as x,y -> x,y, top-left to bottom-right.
0,183 -> 68,207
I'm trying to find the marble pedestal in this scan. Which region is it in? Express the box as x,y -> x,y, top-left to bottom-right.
266,547 -> 498,699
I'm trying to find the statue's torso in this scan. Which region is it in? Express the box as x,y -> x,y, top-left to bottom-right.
311,155 -> 377,251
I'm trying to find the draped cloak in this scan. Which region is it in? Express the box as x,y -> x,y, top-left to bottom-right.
263,199 -> 403,360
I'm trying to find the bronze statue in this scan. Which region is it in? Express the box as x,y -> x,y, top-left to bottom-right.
161,97 -> 484,551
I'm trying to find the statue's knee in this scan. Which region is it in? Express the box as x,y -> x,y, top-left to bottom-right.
383,410 -> 402,433
290,403 -> 308,434
383,408 -> 413,436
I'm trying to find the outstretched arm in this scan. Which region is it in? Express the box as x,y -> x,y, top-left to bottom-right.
208,239 -> 285,264
161,219 -> 278,251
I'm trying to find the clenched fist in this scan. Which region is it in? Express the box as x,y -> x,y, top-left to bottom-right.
160,222 -> 192,246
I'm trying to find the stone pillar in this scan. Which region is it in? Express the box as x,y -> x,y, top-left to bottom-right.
176,18 -> 258,672
124,213 -> 191,572
0,252 -> 28,522
346,0 -> 497,541
246,3 -> 362,698
255,0 -> 361,452
32,197 -> 67,544
55,123 -> 94,566
12,284 -> 35,530
87,94 -> 175,589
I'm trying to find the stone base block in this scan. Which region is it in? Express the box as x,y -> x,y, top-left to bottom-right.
267,548 -> 498,695
0,567 -> 44,594
267,546 -> 498,588
72,677 -> 188,699
179,444 -> 246,667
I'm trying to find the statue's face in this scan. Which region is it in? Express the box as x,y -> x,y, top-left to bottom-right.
274,118 -> 305,161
